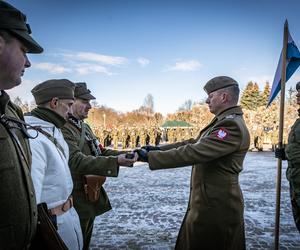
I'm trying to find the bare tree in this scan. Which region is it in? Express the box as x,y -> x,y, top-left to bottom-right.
143,94 -> 154,114
178,99 -> 193,111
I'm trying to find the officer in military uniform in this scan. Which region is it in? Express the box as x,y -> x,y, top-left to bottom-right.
279,81 -> 300,232
0,2 -> 43,249
61,82 -> 136,250
136,76 -> 250,250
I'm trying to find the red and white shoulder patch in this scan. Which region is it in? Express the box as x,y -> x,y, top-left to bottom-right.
216,128 -> 229,140
99,143 -> 105,151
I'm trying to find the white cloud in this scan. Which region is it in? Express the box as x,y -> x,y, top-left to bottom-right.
33,63 -> 71,74
167,60 -> 202,72
33,50 -> 129,76
63,52 -> 127,65
137,57 -> 150,67
75,64 -> 113,76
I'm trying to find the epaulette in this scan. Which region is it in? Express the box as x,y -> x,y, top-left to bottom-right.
225,114 -> 236,119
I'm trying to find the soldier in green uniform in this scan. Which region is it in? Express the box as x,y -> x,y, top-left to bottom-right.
111,127 -> 119,149
62,82 -> 136,250
0,2 -> 43,249
139,126 -> 145,146
282,81 -> 300,232
130,127 -> 137,149
136,76 -> 250,250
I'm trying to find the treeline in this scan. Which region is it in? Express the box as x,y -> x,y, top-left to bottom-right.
13,81 -> 299,150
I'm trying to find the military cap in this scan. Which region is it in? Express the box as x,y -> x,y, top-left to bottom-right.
74,82 -> 96,100
31,79 -> 75,105
204,76 -> 239,94
0,1 -> 43,53
296,81 -> 300,91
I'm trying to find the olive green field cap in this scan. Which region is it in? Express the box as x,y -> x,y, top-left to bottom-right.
296,81 -> 300,91
204,76 -> 239,94
0,1 -> 43,53
74,82 -> 96,100
32,79 -> 75,105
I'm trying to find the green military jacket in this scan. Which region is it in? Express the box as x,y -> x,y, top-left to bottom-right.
148,106 -> 250,250
286,114 -> 300,204
62,118 -> 123,218
0,91 -> 37,249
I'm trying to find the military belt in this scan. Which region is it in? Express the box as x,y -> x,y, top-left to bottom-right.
48,196 -> 73,216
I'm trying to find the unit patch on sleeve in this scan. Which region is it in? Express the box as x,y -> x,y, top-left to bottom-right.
216,128 -> 228,140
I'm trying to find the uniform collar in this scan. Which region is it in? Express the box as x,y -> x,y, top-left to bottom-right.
0,91 -> 10,115
68,114 -> 83,129
31,106 -> 66,128
216,106 -> 243,121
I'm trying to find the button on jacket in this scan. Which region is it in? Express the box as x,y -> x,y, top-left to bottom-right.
148,106 -> 250,250
62,121 -> 122,219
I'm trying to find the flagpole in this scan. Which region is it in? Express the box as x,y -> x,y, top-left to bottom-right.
274,20 -> 288,250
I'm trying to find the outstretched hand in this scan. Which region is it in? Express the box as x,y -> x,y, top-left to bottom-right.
134,149 -> 149,162
117,153 -> 137,167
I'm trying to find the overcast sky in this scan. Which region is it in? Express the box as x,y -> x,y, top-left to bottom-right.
7,0 -> 300,115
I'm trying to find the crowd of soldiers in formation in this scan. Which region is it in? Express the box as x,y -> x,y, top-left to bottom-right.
91,125 -> 280,151
92,126 -> 199,149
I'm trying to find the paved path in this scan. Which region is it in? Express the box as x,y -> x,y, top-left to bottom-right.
90,152 -> 300,249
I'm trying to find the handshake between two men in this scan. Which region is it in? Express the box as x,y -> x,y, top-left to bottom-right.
117,145 -> 161,167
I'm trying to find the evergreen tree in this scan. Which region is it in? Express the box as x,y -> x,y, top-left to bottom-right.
241,81 -> 260,110
259,81 -> 270,106
252,82 -> 260,108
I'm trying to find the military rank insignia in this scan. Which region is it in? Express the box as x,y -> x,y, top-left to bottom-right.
216,128 -> 228,140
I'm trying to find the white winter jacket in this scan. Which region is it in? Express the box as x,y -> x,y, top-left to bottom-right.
25,115 -> 83,250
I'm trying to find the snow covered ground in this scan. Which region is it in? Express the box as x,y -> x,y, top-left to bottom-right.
90,152 -> 300,250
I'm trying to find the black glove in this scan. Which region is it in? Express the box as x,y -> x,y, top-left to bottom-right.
134,149 -> 149,162
142,145 -> 160,152
275,148 -> 287,160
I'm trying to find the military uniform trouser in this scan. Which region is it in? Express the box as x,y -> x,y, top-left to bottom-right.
80,216 -> 95,250
290,185 -> 300,233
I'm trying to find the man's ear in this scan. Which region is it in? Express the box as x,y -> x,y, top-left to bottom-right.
49,97 -> 58,109
0,36 -> 5,55
222,92 -> 228,103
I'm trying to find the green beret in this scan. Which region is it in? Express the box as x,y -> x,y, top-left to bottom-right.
31,79 -> 75,105
0,1 -> 43,53
296,81 -> 300,91
204,76 -> 239,94
74,82 -> 95,100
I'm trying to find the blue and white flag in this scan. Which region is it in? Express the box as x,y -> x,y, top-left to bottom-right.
267,27 -> 300,106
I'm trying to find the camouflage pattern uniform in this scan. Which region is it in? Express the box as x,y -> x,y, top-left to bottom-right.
140,127 -> 146,146
286,109 -> 300,232
112,128 -> 119,149
130,127 -> 137,149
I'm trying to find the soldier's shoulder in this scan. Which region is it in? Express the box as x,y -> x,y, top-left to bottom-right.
224,114 -> 236,119
8,101 -> 24,119
61,122 -> 78,135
